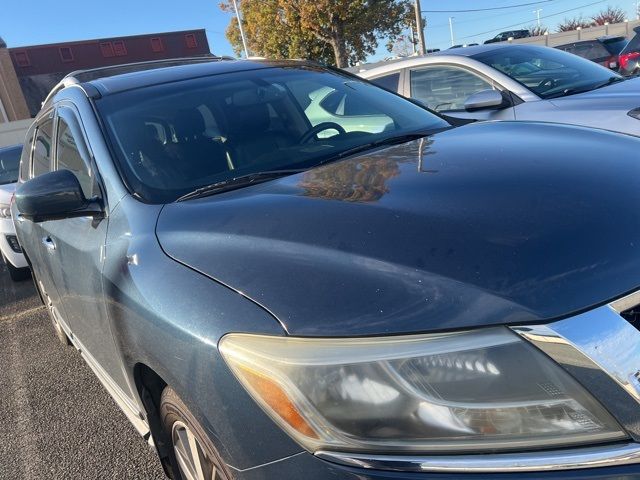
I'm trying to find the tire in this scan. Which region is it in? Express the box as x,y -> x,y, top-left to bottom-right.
160,387 -> 232,480
2,252 -> 30,282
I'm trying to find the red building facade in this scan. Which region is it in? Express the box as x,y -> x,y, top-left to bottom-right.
9,29 -> 211,115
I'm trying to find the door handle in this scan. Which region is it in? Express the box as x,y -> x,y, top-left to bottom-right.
42,236 -> 56,252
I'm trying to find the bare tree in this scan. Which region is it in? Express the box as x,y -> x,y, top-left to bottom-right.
591,6 -> 626,25
557,16 -> 592,32
527,24 -> 548,36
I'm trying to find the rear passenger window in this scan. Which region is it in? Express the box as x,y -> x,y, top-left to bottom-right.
371,72 -> 400,92
56,112 -> 97,198
31,117 -> 54,178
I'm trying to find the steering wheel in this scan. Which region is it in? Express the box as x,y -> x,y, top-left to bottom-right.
537,78 -> 556,90
300,122 -> 347,144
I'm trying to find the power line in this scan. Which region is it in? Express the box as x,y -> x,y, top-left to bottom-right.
459,0 -> 609,39
422,0 -> 554,13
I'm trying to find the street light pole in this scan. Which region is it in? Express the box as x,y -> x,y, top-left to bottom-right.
533,9 -> 542,27
231,0 -> 250,58
414,0 -> 426,55
449,16 -> 455,47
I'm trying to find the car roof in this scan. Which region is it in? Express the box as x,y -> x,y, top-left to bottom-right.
350,43 -> 544,75
49,57 -> 324,104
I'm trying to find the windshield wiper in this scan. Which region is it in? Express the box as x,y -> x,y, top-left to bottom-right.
176,169 -> 304,202
331,129 -> 449,163
545,76 -> 625,99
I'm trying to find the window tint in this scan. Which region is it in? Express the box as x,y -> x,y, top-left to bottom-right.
623,31 -> 640,53
410,66 -> 493,111
56,114 -> 96,198
0,145 -> 22,185
370,72 -> 400,92
32,118 -> 54,178
573,42 -> 609,61
473,46 -> 620,99
602,37 -> 627,55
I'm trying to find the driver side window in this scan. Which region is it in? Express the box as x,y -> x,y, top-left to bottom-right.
55,110 -> 99,199
410,66 -> 493,112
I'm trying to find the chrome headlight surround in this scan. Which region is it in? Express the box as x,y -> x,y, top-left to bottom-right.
220,327 -> 626,455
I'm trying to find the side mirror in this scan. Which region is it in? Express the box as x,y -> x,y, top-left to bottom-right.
15,170 -> 103,223
464,89 -> 509,112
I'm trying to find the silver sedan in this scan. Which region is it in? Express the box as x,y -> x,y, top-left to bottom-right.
355,44 -> 640,136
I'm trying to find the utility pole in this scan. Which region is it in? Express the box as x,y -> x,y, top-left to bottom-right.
533,9 -> 542,27
414,0 -> 426,55
449,16 -> 455,47
231,0 -> 250,58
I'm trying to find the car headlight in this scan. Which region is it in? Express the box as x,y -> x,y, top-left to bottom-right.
220,327 -> 626,454
628,108 -> 640,120
0,204 -> 11,219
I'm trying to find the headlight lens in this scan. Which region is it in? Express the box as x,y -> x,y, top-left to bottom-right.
0,204 -> 11,219
628,108 -> 640,120
220,327 -> 626,453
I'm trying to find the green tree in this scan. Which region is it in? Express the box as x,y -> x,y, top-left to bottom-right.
220,0 -> 412,67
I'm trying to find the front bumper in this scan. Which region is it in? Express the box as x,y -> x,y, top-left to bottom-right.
234,291 -> 640,478
0,218 -> 26,269
233,450 -> 640,479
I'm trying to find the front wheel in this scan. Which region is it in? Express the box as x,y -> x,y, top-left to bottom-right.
160,387 -> 231,480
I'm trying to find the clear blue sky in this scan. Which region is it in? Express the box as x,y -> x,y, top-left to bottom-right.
1,0 -> 637,61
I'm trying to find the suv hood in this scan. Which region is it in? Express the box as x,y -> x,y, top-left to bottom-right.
157,122 -> 640,336
550,76 -> 640,105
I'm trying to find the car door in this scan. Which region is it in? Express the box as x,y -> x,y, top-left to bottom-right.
40,104 -> 133,397
17,113 -> 68,310
408,64 -> 516,121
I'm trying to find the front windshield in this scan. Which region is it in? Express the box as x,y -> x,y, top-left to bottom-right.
0,145 -> 22,185
97,65 -> 449,203
473,46 -> 621,99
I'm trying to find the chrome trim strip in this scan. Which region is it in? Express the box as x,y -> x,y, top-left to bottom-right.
316,443 -> 640,472
52,307 -> 150,438
513,305 -> 640,408
610,290 -> 640,314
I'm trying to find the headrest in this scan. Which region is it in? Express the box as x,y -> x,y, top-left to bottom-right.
231,86 -> 285,107
173,109 -> 206,140
227,102 -> 270,135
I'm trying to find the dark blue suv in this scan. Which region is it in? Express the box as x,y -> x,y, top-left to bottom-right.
12,57 -> 640,479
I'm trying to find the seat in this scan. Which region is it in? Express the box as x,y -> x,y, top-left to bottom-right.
168,109 -> 230,181
225,101 -> 294,169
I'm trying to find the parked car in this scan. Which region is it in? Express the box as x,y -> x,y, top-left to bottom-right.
13,57 -> 640,479
357,44 -> 640,136
556,35 -> 628,71
618,26 -> 640,76
0,144 -> 28,280
484,29 -> 530,44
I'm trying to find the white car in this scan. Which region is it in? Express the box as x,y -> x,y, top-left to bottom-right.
304,85 -> 393,137
355,44 -> 640,137
0,144 -> 28,280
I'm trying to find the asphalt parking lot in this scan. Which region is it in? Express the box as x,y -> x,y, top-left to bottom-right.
0,263 -> 166,479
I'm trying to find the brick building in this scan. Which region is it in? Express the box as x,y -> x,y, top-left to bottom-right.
9,29 -> 212,116
0,37 -> 30,123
